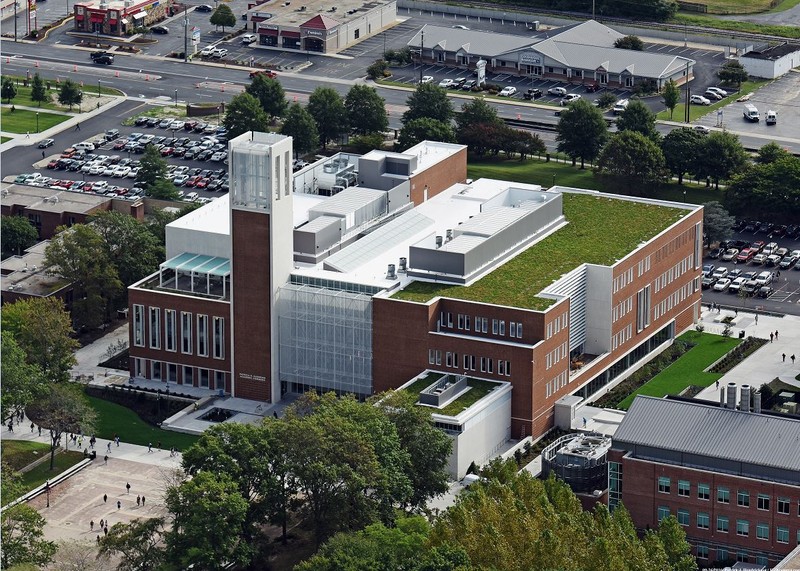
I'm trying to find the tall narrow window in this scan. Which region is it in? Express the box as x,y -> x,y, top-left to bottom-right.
165,310 -> 177,352
133,304 -> 145,347
197,314 -> 208,357
181,311 -> 193,354
213,317 -> 225,359
149,307 -> 160,349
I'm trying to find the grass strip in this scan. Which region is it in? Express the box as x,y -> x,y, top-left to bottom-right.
1,441 -> 51,471
0,108 -> 70,134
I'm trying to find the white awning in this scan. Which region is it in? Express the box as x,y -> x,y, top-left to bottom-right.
132,11 -> 146,19
120,18 -> 128,24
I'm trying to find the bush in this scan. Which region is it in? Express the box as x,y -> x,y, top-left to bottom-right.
367,59 -> 389,80
348,133 -> 385,153
614,35 -> 644,50
596,92 -> 617,109
632,79 -> 658,96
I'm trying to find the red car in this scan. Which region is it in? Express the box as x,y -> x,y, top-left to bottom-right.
195,177 -> 210,189
160,147 -> 174,157
81,182 -> 94,192
752,240 -> 766,252
249,69 -> 277,79
46,160 -> 59,169
184,175 -> 202,188
61,148 -> 77,158
113,140 -> 127,150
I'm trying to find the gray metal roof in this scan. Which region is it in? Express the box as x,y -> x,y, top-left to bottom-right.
309,187 -> 385,218
457,206 -> 529,237
541,19 -> 622,47
408,25 -> 534,57
614,396 -> 800,473
439,234 -> 486,254
300,215 -> 341,233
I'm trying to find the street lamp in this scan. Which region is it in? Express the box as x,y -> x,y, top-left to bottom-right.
98,79 -> 101,98
45,480 -> 50,507
36,111 -> 39,133
174,89 -> 178,107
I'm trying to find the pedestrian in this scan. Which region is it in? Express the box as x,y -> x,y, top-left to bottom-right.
782,353 -> 786,362
103,494 -> 107,503
582,417 -> 587,428
107,442 -> 112,453
90,519 -> 95,531
169,446 -> 175,457
30,422 -> 34,433
104,526 -> 108,536
735,309 -> 738,317
126,482 -> 131,494
770,332 -> 774,343
141,496 -> 145,507
90,436 -> 95,449
8,422 -> 13,433
99,519 -> 104,529
104,455 -> 108,465
755,314 -> 759,325
148,442 -> 152,453
777,270 -> 781,278
97,534 -> 101,545
115,436 -> 120,447
715,380 -> 720,389
75,122 -> 81,131
792,354 -> 796,364
117,500 -> 121,510
136,495 -> 141,507
25,131 -> 30,138
41,150 -> 45,159
775,330 -> 779,339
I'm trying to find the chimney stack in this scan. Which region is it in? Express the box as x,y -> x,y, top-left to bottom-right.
753,391 -> 762,414
740,384 -> 751,412
726,383 -> 737,410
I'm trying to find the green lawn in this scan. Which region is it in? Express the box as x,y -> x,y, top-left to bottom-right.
402,375 -> 500,416
18,451 -> 86,494
1,75 -> 123,107
617,331 -> 741,409
657,80 -> 768,121
680,0 -> 773,14
0,108 -> 70,134
671,13 -> 800,39
1,136 -> 10,143
86,395 -> 199,451
468,158 -> 725,204
1,441 -> 51,471
392,192 -> 684,308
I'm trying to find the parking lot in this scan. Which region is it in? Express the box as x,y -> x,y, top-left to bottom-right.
702,223 -> 800,316
8,105 -> 233,204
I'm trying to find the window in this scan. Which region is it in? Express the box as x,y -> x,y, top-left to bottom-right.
435,350 -> 441,366
481,318 -> 488,333
736,552 -> 748,563
133,304 -> 145,347
429,349 -> 435,365
658,477 -> 670,494
212,316 -> 224,359
758,494 -> 770,511
510,322 -> 516,337
677,509 -> 689,526
737,519 -> 749,536
446,352 -> 453,367
636,285 -> 651,332
609,461 -> 622,511
756,523 -> 769,540
214,371 -> 225,390
196,314 -> 208,356
717,548 -> 728,561
183,366 -> 193,385
777,497 -> 790,515
678,480 -> 690,497
492,319 -> 498,334
181,312 -> 193,354
149,307 -> 161,349
718,487 -> 730,504
199,368 -> 209,388
516,323 -> 523,338
657,506 -> 670,522
756,556 -> 768,566
738,490 -> 750,507
499,321 -> 505,336
152,361 -> 161,381
696,545 -> 708,560
697,512 -> 709,530
698,483 -> 709,500
777,526 -> 789,544
165,309 -> 177,352
717,516 -> 729,533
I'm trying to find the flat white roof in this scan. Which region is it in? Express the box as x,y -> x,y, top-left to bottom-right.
402,141 -> 465,176
167,194 -> 230,237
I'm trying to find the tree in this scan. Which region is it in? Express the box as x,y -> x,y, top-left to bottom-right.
402,83 -> 454,125
345,84 -> 388,135
616,99 -> 658,141
209,3 -> 236,32
366,59 -> 389,80
695,131 -> 749,189
662,127 -> 703,185
246,75 -> 287,120
27,383 -> 96,470
595,130 -> 667,195
614,35 -> 644,50
513,130 -> 546,160
703,201 -> 735,246
755,141 -> 790,164
657,516 -> 697,571
58,79 -> 82,110
662,79 -> 680,120
307,87 -> 348,150
724,154 -> 800,223
29,73 -> 47,108
98,517 -> 167,571
349,133 -> 385,153
1,215 -> 39,256
555,99 -> 608,168
398,117 -> 455,149
1,297 -> 78,382
164,471 -> 251,571
1,335 -> 47,425
1,504 -> 57,569
280,103 -> 319,155
147,177 -> 180,201
596,92 -> 617,110
44,224 -> 123,329
51,540 -> 111,571
137,144 -> 169,192
223,92 -> 270,139
2,78 -> 17,104
91,211 -> 165,287
145,204 -> 200,246
717,60 -> 748,89
455,96 -> 502,135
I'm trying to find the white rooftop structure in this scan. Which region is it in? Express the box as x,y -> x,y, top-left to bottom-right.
166,195 -> 230,260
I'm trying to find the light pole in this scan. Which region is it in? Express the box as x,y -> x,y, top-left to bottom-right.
45,480 -> 50,507
14,0 -> 17,42
97,79 -> 101,98
174,89 -> 178,107
183,7 -> 188,63
36,111 -> 39,133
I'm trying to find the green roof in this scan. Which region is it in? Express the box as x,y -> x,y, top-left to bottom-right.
403,374 -> 501,417
391,192 -> 684,310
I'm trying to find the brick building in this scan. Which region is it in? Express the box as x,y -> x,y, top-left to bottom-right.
73,0 -> 173,37
610,395 -> 800,567
128,132 -> 702,447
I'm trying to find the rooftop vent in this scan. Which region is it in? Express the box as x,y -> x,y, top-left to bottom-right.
740,384 -> 751,412
726,383 -> 737,409
386,264 -> 397,280
446,229 -> 453,242
753,391 -> 762,414
435,235 -> 443,248
398,257 -> 407,273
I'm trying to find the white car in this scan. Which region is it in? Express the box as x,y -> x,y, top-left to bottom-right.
548,86 -> 567,96
103,165 -> 116,177
91,181 -> 108,191
711,267 -> 728,279
139,134 -> 155,144
170,120 -> 184,130
241,33 -> 257,44
200,46 -> 216,56
755,271 -> 773,286
713,278 -> 731,292
690,95 -> 711,106
211,48 -> 228,58
498,86 -> 517,97
561,93 -> 581,105
703,90 -> 723,100
728,277 -> 747,294
752,253 -> 767,265
451,24 -> 469,30
88,163 -> 105,176
173,174 -> 189,186
420,76 -> 434,84
114,166 -> 131,178
210,151 -> 227,162
81,162 -> 95,173
694,125 -> 711,135
438,78 -> 455,88
126,167 -> 139,179
706,87 -> 728,98
721,248 -> 739,261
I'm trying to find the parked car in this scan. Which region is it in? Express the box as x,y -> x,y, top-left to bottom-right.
38,138 -> 55,148
585,82 -> 600,92
499,86 -> 517,97
523,88 -> 543,100
752,253 -> 768,265
241,34 -> 257,44
694,125 -> 711,135
702,263 -> 715,276
561,93 -> 581,105
755,271 -> 773,286
713,278 -> 731,292
703,89 -> 723,100
200,46 -> 216,57
150,25 -> 169,34
706,87 -> 728,98
438,78 -> 455,88
757,286 -> 773,298
548,86 -> 567,96
210,48 -> 228,58
420,76 -> 434,84
721,248 -> 739,262
461,80 -> 476,90
195,4 -> 213,11
711,267 -> 728,280
701,275 -> 716,289
690,95 -> 711,106
727,277 -> 747,294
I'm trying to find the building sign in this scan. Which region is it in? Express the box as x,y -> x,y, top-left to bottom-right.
238,372 -> 266,382
520,53 -> 541,65
476,59 -> 487,86
262,24 -> 278,30
304,29 -> 323,36
191,27 -> 200,45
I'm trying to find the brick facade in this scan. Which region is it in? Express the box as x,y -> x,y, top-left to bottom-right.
409,147 -> 467,205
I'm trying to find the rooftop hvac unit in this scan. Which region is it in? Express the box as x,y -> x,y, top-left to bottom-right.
398,257 -> 407,273
446,229 -> 453,241
435,235 -> 443,248
386,264 -> 397,280
330,185 -> 345,195
740,384 -> 751,412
